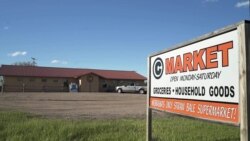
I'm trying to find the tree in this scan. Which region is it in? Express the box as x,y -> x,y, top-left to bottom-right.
13,57 -> 37,66
31,57 -> 37,66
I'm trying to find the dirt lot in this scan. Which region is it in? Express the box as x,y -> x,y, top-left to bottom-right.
0,92 -> 147,119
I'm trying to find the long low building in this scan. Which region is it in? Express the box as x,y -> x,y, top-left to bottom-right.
0,65 -> 146,92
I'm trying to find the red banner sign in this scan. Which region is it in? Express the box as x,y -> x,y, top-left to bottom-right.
150,97 -> 239,125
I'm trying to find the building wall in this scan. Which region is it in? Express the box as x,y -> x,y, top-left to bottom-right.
98,79 -> 117,92
3,76 -> 76,92
78,74 -> 146,92
2,75 -> 146,92
98,78 -> 146,92
78,74 -> 99,92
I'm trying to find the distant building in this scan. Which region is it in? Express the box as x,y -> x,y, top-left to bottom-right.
0,65 -> 146,92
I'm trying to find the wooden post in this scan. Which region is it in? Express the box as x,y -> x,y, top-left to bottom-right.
146,94 -> 152,141
239,21 -> 249,141
146,57 -> 152,141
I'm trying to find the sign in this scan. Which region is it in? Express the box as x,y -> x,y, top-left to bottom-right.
150,30 -> 240,125
69,83 -> 78,92
147,20 -> 250,141
150,97 -> 238,124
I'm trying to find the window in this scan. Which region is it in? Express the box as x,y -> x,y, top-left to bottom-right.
53,79 -> 58,83
63,80 -> 69,87
102,83 -> 107,88
41,79 -> 47,82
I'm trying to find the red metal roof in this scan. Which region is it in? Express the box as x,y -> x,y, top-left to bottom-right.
0,65 -> 146,80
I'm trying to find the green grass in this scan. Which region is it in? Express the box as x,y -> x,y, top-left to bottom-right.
0,111 -> 239,141
153,117 -> 239,141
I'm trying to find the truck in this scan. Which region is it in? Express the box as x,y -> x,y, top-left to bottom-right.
116,83 -> 147,94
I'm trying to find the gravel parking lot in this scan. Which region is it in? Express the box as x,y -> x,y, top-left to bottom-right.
0,92 -> 147,119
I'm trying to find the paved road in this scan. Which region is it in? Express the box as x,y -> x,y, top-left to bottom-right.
0,92 -> 147,119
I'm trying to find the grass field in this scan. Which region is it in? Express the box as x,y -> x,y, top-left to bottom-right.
0,111 -> 239,141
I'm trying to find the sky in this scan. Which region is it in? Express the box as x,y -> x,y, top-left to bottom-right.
0,0 -> 249,76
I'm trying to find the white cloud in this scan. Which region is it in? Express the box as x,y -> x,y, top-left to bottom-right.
51,59 -> 68,64
8,51 -> 27,57
51,60 -> 60,64
235,1 -> 250,8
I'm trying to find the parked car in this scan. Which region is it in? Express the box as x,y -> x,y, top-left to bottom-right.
116,83 -> 147,94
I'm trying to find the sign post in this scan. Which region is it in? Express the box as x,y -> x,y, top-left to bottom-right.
146,57 -> 152,141
147,20 -> 249,141
239,21 -> 249,141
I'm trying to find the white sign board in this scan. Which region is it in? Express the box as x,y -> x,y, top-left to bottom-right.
149,30 -> 240,125
150,30 -> 239,103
